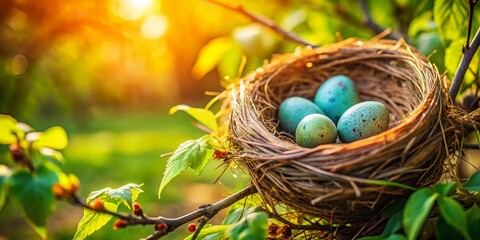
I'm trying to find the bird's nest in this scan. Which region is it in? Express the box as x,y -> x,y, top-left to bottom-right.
219,38 -> 480,238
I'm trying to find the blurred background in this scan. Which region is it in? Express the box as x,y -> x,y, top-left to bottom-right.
0,0 -> 475,239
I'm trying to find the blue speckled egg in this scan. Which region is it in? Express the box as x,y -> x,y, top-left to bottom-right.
295,114 -> 337,148
278,97 -> 324,134
337,101 -> 390,143
314,75 -> 360,124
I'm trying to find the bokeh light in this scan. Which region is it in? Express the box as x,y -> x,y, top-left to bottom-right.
141,14 -> 168,39
10,54 -> 28,75
112,0 -> 156,21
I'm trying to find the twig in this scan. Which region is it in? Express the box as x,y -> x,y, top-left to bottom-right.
466,0 -> 479,49
358,0 -> 404,41
449,0 -> 480,100
69,185 -> 257,240
449,28 -> 480,100
203,0 -> 318,48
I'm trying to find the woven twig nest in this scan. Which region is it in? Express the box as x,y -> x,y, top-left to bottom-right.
222,38 -> 480,237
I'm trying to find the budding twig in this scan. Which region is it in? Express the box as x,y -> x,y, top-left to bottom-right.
67,185 -> 257,240
203,0 -> 318,48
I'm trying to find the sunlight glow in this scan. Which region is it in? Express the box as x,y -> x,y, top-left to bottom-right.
141,14 -> 168,39
113,0 -> 155,21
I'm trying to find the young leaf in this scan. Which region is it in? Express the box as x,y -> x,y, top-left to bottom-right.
158,135 -> 213,198
0,164 -> 12,211
433,0 -> 468,43
403,188 -> 438,240
438,197 -> 471,240
88,183 -> 144,209
223,207 -> 258,225
73,184 -> 142,240
32,126 -> 68,150
434,182 -> 457,197
169,105 -> 218,131
73,201 -> 118,240
8,165 -> 59,239
462,171 -> 480,192
191,37 -> 235,80
184,225 -> 228,240
466,204 -> 480,240
0,114 -> 18,144
382,211 -> 403,236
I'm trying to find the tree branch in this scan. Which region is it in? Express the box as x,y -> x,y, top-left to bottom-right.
358,0 -> 405,41
466,0 -> 479,49
203,0 -> 318,48
68,185 -> 257,240
449,28 -> 480,100
449,0 -> 479,100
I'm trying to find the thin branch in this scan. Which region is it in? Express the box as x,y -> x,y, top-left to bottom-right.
191,217 -> 210,240
449,27 -> 480,100
203,0 -> 318,48
466,0 -> 479,49
68,185 -> 257,240
358,0 -> 405,41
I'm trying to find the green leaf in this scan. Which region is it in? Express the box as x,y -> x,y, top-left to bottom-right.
382,198 -> 407,219
191,37 -> 236,80
382,211 -> 403,236
462,171 -> 480,192
438,197 -> 471,240
223,207 -> 258,225
0,114 -> 18,144
0,164 -> 12,211
357,236 -> 384,240
435,216 -> 464,240
245,212 -> 268,238
88,183 -> 143,209
169,105 -> 217,131
217,45 -> 244,81
434,182 -> 457,196
158,135 -> 213,198
73,201 -> 118,240
8,165 -> 59,239
31,126 -> 68,150
225,218 -> 248,240
445,39 -> 466,78
385,235 -> 406,240
184,225 -> 228,240
433,0 -> 468,43
38,148 -> 66,165
403,188 -> 438,240
73,184 -> 143,240
408,12 -> 436,38
466,204 -> 480,240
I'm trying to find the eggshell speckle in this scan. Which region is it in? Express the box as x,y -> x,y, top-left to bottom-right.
278,97 -> 324,134
295,114 -> 337,148
337,101 -> 390,143
314,75 -> 360,124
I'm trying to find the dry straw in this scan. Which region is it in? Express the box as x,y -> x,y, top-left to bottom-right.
221,38 -> 480,238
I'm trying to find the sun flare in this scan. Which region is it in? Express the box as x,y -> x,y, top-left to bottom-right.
113,0 -> 156,21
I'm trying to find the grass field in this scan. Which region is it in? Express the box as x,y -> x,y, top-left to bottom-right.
0,109 -> 250,240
